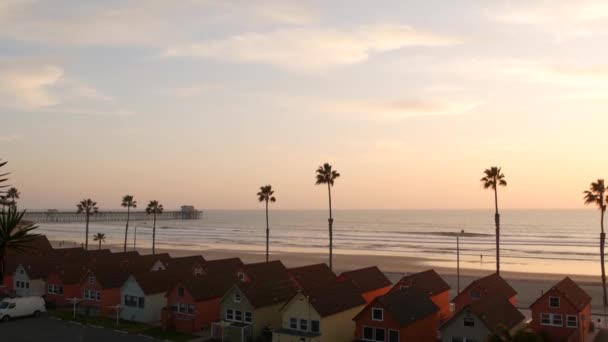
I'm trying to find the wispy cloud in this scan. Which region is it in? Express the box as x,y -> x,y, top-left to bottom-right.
163,24 -> 460,71
167,83 -> 223,99
0,64 -> 63,110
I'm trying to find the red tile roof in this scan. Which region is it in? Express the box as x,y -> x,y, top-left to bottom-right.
391,269 -> 450,296
459,273 -> 516,301
339,266 -> 391,293
202,257 -> 243,275
355,287 -> 439,327
530,276 -> 591,311
288,263 -> 337,292
179,273 -> 238,301
239,277 -> 298,308
306,280 -> 365,317
132,268 -> 190,295
243,260 -> 290,283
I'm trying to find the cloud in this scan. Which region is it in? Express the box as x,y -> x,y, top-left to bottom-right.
0,133 -> 22,142
490,1 -> 608,39
0,64 -> 63,110
322,98 -> 482,121
167,83 -> 223,98
252,3 -> 318,25
163,24 -> 460,71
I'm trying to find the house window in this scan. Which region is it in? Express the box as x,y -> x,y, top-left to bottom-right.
363,326 -> 374,340
138,297 -> 145,308
187,304 -> 195,315
84,289 -> 91,299
234,293 -> 241,303
237,272 -> 245,281
549,296 -> 560,308
553,314 -> 563,326
178,287 -> 184,297
235,310 -> 242,322
26,282 -> 30,289
20,269 -> 24,274
311,320 -> 320,333
464,317 -> 475,327
96,291 -> 101,301
389,330 -> 399,342
48,285 -> 53,294
244,311 -> 252,323
567,315 -> 578,328
375,328 -> 385,342
226,309 -> 234,321
124,295 -> 137,307
170,304 -> 177,312
300,319 -> 308,331
470,290 -> 481,299
541,313 -> 551,325
178,303 -> 186,313
194,268 -> 202,276
88,276 -> 95,284
372,307 -> 384,321
289,317 -> 298,329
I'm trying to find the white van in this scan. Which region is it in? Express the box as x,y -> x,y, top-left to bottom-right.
0,297 -> 46,322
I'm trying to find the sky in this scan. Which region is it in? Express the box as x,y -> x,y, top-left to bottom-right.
2,0 -> 608,210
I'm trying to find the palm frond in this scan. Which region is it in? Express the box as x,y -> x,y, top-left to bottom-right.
0,207 -> 40,254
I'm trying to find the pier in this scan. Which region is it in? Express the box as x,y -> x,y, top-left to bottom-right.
23,205 -> 202,223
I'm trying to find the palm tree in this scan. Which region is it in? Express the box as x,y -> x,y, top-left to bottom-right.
93,233 -> 106,250
315,163 -> 340,270
584,179 -> 608,306
145,200 -> 163,255
0,206 -> 39,283
481,166 -> 507,275
76,199 -> 98,251
257,185 -> 276,263
121,195 -> 137,253
0,159 -> 9,213
6,187 -> 20,208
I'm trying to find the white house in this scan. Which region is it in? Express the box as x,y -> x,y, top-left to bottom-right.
13,263 -> 46,297
120,269 -> 183,323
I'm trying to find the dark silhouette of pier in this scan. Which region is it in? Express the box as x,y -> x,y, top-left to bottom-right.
23,205 -> 201,223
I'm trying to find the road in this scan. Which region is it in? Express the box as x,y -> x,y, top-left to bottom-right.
0,316 -> 160,342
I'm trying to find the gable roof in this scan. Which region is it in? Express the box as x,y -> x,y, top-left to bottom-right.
530,277 -> 591,311
49,261 -> 87,284
466,298 -> 525,336
357,287 -> 438,327
243,260 -> 290,283
180,273 -> 238,301
238,277 -> 298,308
339,266 -> 391,293
85,264 -> 131,289
392,269 -> 450,296
132,268 -> 189,295
287,263 -> 337,292
202,257 -> 243,275
17,257 -> 51,279
306,280 -> 365,317
165,255 -> 206,271
459,273 -> 516,301
129,253 -> 171,273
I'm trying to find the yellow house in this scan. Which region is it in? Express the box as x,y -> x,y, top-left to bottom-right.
273,281 -> 366,342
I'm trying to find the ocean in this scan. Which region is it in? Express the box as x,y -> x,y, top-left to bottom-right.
35,209 -> 603,276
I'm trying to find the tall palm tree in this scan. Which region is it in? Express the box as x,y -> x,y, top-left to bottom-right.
481,166 -> 507,275
257,185 -> 276,263
93,233 -> 106,250
315,163 -> 340,270
145,200 -> 163,255
584,179 -> 608,306
0,206 -> 39,283
121,195 -> 137,253
0,159 -> 9,213
6,187 -> 20,208
76,199 -> 98,251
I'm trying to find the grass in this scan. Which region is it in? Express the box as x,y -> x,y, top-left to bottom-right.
47,309 -> 198,341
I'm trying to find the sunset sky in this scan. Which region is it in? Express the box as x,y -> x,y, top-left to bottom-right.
2,0 -> 608,210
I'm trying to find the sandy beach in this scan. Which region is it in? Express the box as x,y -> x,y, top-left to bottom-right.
51,239 -> 608,318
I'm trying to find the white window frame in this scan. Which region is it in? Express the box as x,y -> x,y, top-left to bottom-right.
226,308 -> 234,321
244,311 -> 252,323
540,313 -> 551,325
362,326 -> 374,341
549,296 -> 560,308
237,272 -> 245,281
95,291 -> 101,301
374,327 -> 386,342
299,318 -> 308,331
463,317 -> 475,327
540,313 -> 563,327
235,310 -> 242,322
289,317 -> 298,329
88,276 -> 95,284
388,329 -> 399,342
234,293 -> 241,303
372,307 -> 384,321
311,320 -> 320,333
566,315 -> 578,328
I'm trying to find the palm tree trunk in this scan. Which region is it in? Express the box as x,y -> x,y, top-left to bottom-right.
327,183 -> 333,271
85,213 -> 90,251
98,240 -> 101,250
124,207 -> 130,253
601,208 -> 607,306
265,200 -> 269,263
152,213 -> 157,255
494,186 -> 500,275
0,249 -> 5,284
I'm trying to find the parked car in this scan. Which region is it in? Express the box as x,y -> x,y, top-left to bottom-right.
0,297 -> 46,322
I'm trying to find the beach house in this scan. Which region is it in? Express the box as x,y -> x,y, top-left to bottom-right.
353,287 -> 440,342
287,263 -> 337,292
162,272 -> 237,333
451,273 -> 517,312
273,280 -> 365,342
120,269 -> 187,323
13,259 -> 48,297
80,264 -> 130,316
214,277 -> 298,341
391,269 -> 451,321
1,236 -> 52,296
337,266 -> 392,303
45,263 -> 86,307
165,255 -> 206,276
440,298 -> 525,342
529,277 -> 591,342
